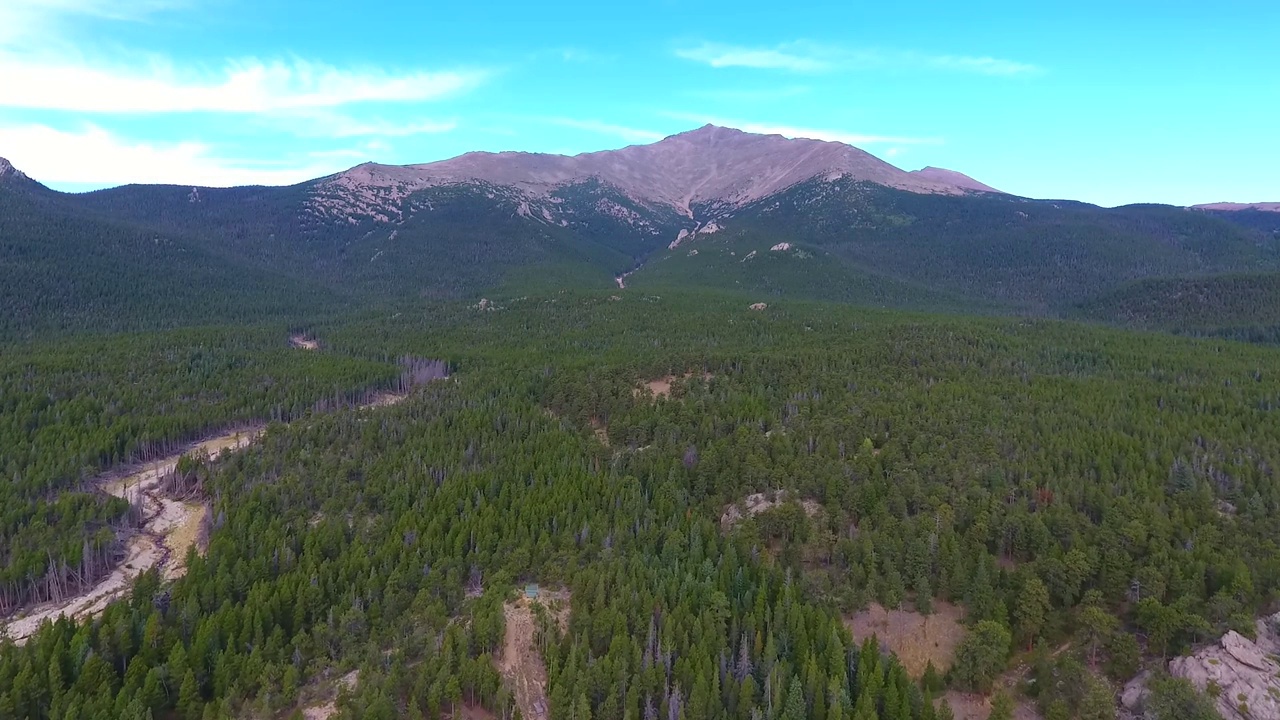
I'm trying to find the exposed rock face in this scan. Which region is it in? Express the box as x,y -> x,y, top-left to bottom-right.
308,125 -> 1002,224
0,157 -> 31,183
1167,621 -> 1280,720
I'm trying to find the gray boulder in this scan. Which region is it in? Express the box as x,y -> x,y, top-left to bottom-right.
1167,626 -> 1280,720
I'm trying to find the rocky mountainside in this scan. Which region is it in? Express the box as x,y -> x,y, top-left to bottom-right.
908,166 -> 1002,193
308,125 -> 997,225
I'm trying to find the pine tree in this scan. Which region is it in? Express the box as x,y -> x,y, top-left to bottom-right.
781,677 -> 806,720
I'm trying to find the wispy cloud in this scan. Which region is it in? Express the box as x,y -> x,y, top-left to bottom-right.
549,118 -> 664,143
0,123 -> 345,187
664,112 -> 942,146
676,41 -> 832,72
0,0 -> 183,44
675,40 -> 1041,77
0,55 -> 486,113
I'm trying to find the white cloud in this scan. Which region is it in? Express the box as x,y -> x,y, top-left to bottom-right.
676,40 -> 1041,77
664,113 -> 941,146
549,119 -> 664,143
676,41 -> 831,72
0,55 -> 485,113
922,54 -> 1041,77
0,124 -> 345,187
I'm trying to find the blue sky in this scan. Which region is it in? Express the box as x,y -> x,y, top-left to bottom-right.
1,0 -> 1276,206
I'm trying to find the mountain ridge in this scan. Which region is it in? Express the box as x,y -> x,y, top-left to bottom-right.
310,124 -> 999,223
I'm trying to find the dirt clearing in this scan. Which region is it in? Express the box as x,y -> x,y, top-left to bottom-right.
290,335 -> 320,350
720,490 -> 821,531
299,669 -> 360,720
634,371 -> 713,400
497,588 -> 571,720
845,600 -> 966,678
939,692 -> 1040,720
589,417 -> 610,447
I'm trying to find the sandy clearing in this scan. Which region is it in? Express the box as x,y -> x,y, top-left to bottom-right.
635,371 -> 713,400
359,391 -> 409,409
845,601 -> 966,678
497,588 -> 570,720
290,335 -> 321,351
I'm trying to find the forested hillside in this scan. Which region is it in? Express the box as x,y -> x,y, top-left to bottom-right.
2,292 -> 1275,719
0,327 -> 398,621
1076,272 -> 1280,341
6,153 -> 1280,338
694,180 -> 1280,312
0,180 -> 344,337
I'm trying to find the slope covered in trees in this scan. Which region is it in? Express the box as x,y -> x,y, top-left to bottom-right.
0,327 -> 398,619
697,180 -> 1280,312
2,290 -> 1271,718
0,178 -> 358,338
6,159 -> 1280,338
1075,272 -> 1280,341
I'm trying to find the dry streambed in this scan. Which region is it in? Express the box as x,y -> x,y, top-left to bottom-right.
1,392 -> 411,645
1,430 -> 262,644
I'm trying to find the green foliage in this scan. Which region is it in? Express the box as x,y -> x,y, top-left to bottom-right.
3,288 -> 1280,718
704,179 -> 1280,311
1075,272 -> 1280,337
1142,674 -> 1220,720
0,326 -> 396,612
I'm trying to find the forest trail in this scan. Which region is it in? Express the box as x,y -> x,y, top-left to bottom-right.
497,589 -> 570,720
1,392 -> 412,645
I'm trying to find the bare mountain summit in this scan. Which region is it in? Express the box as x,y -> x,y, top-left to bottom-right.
311,125 -> 1002,223
1192,202 -> 1280,212
909,166 -> 1002,194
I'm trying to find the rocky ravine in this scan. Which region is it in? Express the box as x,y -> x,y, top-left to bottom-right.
1124,613 -> 1280,720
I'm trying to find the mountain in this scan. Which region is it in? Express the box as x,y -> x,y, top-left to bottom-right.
1191,203 -> 1280,237
637,180 -> 1280,311
3,126 -> 1279,335
309,124 -> 994,225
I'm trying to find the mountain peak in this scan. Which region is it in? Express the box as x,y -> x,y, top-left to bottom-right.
319,125 -> 1003,221
909,166 -> 1002,194
0,157 -> 25,180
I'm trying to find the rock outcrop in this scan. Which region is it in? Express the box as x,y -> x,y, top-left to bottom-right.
1167,618 -> 1280,720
